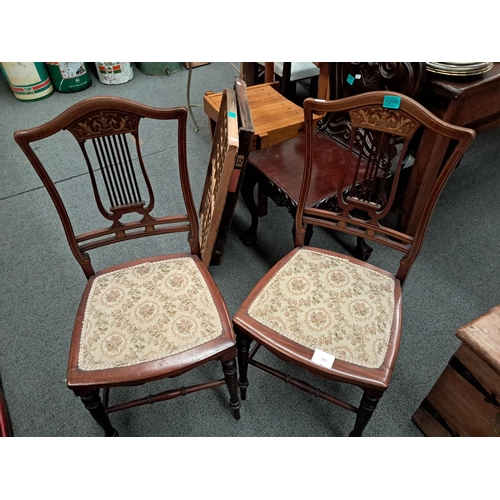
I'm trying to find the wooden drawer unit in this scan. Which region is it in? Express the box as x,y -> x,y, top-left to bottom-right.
412,305 -> 500,437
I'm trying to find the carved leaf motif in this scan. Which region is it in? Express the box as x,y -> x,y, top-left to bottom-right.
350,108 -> 419,137
68,112 -> 139,140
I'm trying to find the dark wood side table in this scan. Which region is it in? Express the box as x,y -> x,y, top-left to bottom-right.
412,304 -> 500,436
400,63 -> 500,234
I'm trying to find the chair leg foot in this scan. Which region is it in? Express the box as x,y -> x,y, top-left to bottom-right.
78,389 -> 119,437
349,392 -> 380,437
241,228 -> 257,247
222,358 -> 241,420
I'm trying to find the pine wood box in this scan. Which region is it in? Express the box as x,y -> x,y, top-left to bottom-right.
412,305 -> 500,436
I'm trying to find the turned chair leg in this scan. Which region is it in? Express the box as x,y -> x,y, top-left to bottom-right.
349,392 -> 380,437
221,358 -> 241,420
236,331 -> 251,400
78,389 -> 118,437
353,237 -> 373,262
240,167 -> 260,247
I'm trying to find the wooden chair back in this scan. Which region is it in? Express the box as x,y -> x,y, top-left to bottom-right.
14,96 -> 199,279
295,91 -> 475,284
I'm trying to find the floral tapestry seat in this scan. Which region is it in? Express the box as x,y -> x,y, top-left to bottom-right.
75,255 -> 227,373
246,247 -> 400,371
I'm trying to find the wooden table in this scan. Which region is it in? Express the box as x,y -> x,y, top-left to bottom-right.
204,81 -> 321,150
412,305 -> 500,436
400,63 -> 500,234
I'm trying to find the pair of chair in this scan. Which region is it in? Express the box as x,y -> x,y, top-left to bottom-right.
15,86 -> 474,436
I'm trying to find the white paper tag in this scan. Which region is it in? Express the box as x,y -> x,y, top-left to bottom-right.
311,349 -> 335,368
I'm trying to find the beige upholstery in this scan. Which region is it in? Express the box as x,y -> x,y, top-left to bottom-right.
248,248 -> 396,369
78,257 -> 223,371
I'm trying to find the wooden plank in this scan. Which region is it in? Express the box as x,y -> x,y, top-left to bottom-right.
456,305 -> 500,374
455,344 -> 500,396
412,405 -> 451,437
425,364 -> 499,436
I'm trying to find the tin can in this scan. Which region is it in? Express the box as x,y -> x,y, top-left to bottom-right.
45,62 -> 92,93
0,62 -> 53,101
95,62 -> 134,85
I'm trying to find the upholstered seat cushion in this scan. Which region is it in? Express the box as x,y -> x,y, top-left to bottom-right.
247,248 -> 397,369
77,257 -> 223,371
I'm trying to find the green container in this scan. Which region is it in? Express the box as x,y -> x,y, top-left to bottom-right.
45,62 -> 92,93
139,62 -> 182,76
0,62 -> 53,101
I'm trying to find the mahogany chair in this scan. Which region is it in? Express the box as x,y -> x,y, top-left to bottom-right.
14,96 -> 241,436
241,62 -> 426,260
233,91 -> 475,436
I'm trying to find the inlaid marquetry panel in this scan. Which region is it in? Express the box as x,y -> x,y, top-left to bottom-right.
349,107 -> 420,137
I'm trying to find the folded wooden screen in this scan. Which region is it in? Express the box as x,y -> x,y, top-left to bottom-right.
199,88 -> 239,266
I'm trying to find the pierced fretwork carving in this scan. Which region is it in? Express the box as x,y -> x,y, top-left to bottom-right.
329,63 -> 426,101
318,62 -> 425,159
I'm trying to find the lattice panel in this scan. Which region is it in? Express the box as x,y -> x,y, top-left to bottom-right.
199,89 -> 239,266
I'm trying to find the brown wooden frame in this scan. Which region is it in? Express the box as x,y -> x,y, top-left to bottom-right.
234,91 -> 475,436
207,79 -> 255,266
14,96 -> 241,436
199,88 -> 239,266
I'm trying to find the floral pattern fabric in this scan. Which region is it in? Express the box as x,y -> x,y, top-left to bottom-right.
78,257 -> 223,371
247,249 -> 396,369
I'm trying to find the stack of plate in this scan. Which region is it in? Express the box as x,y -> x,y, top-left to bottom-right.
426,62 -> 493,76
